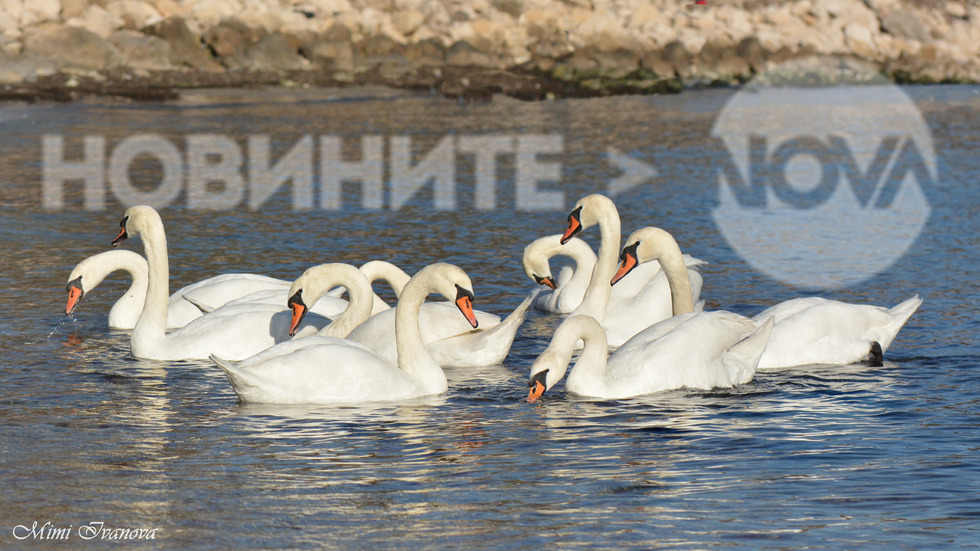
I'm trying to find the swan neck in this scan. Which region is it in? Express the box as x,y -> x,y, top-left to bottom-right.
135,217 -> 170,337
576,209 -> 620,320
394,274 -> 447,391
361,261 -> 410,298
316,269 -> 374,338
659,243 -> 695,316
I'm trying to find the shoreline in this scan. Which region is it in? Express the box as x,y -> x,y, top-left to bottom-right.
1,1 -> 978,103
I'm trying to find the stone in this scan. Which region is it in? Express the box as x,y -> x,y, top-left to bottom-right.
108,29 -> 172,70
18,0 -> 61,27
844,22 -> 875,58
391,10 -> 424,37
661,40 -> 692,76
67,5 -> 126,39
321,21 -> 352,42
445,39 -> 493,66
184,0 -> 242,28
360,33 -> 403,57
203,18 -> 265,60
881,9 -> 931,43
23,24 -> 123,71
305,40 -> 354,71
736,36 -> 766,73
403,38 -> 445,66
0,9 -> 20,40
106,1 -> 164,31
241,33 -> 310,71
144,16 -> 222,70
61,0 -> 91,20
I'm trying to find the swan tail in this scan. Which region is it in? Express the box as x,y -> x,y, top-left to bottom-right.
210,354 -> 261,400
181,293 -> 217,314
483,291 -> 536,340
723,316 -> 775,385
878,295 -> 923,352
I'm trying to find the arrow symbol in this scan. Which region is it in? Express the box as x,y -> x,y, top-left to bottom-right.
606,147 -> 658,196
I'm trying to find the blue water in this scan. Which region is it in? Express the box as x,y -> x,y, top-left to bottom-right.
0,85 -> 978,549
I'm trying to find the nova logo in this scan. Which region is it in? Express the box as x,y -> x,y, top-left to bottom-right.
712,81 -> 934,290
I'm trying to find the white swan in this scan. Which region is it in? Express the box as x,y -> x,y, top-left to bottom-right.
212,260 -> 410,319
522,234 -> 702,314
527,313 -> 773,401
339,285 -> 535,368
285,263 -> 377,338
613,226 -> 922,369
64,250 -> 288,330
211,263 -> 480,404
528,225 -> 771,400
557,194 -> 705,347
110,205 -> 330,361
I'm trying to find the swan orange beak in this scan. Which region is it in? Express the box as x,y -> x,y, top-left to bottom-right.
527,370 -> 548,402
111,216 -> 129,247
287,290 -> 307,337
66,277 -> 84,315
534,275 -> 558,290
454,285 -> 479,329
560,206 -> 583,245
611,242 -> 640,286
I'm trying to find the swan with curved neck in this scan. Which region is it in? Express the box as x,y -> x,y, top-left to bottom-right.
612,226 -> 922,369
286,263 -> 376,338
66,250 -> 151,330
523,233 -> 699,315
527,312 -> 772,401
65,250 -> 290,330
212,263 -> 479,404
527,224 -> 771,400
557,194 -> 704,346
110,205 -> 329,361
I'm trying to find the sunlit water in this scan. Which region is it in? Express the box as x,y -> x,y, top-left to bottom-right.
1,85 -> 978,549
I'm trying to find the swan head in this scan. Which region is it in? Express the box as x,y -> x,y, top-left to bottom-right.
527,315 -> 605,401
522,238 -> 560,291
561,194 -> 617,244
111,205 -> 161,247
612,227 -> 677,286
411,263 -> 479,329
65,276 -> 84,315
286,263 -> 367,336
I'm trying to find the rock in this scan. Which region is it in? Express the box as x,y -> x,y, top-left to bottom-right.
144,16 -> 222,70
880,9 -> 931,43
529,38 -> 571,71
0,9 -> 20,40
844,22 -> 875,58
661,40 -> 692,76
0,52 -> 54,84
403,38 -> 445,66
737,36 -> 766,73
184,0 -> 243,28
106,1 -> 164,31
321,21 -> 353,42
19,0 -> 61,28
304,40 -> 354,71
61,0 -> 91,20
108,30 -> 172,70
445,39 -> 493,67
391,10 -> 424,37
241,33 -> 310,71
67,5 -> 126,39
203,18 -> 266,61
360,33 -> 403,57
23,24 -> 123,71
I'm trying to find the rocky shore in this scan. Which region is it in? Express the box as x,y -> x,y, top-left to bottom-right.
0,0 -> 978,102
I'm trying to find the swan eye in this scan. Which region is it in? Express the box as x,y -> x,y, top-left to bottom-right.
567,206 -> 582,224
619,242 -> 639,266
287,289 -> 304,309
